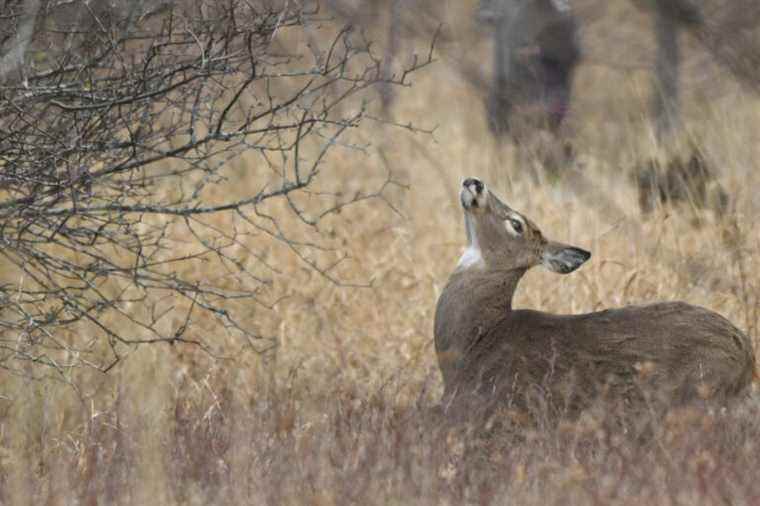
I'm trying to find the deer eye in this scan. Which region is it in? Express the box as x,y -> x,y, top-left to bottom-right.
507,218 -> 524,235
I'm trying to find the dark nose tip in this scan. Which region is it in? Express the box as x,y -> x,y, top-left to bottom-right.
463,178 -> 483,194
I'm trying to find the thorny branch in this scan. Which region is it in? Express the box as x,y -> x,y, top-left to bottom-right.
0,0 -> 436,380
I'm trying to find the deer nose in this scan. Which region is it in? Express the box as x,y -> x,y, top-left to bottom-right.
463,178 -> 484,194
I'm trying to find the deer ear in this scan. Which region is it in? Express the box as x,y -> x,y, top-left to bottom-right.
542,241 -> 590,274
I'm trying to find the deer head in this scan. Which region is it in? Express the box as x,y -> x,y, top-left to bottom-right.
458,177 -> 590,274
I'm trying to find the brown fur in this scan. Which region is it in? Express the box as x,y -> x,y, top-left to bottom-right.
435,179 -> 754,416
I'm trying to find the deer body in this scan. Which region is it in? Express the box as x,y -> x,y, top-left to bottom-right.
435,178 -> 755,412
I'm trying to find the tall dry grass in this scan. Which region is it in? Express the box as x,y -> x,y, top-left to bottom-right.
2,2 -> 760,504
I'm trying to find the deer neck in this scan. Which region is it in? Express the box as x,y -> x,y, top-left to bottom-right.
451,266 -> 526,313
435,265 -> 527,393
485,267 -> 525,311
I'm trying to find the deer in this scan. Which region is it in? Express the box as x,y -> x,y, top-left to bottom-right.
434,177 -> 755,416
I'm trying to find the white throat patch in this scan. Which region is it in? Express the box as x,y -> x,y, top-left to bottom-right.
457,244 -> 484,270
457,215 -> 485,270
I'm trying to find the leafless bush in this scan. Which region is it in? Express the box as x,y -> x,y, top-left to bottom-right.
0,0 -> 434,380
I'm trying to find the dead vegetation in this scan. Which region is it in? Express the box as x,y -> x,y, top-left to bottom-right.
1,1 -> 760,505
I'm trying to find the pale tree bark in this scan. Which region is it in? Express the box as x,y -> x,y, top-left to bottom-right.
652,3 -> 681,143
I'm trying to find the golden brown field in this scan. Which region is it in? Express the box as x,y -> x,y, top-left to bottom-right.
2,2 -> 760,504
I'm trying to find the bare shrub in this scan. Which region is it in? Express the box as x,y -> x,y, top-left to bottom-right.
0,0 -> 434,379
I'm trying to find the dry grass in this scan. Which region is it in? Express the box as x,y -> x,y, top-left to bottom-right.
3,3 -> 760,504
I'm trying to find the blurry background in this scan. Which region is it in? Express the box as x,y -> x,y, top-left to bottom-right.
1,1 -> 760,504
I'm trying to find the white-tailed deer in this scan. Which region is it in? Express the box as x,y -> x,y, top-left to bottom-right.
434,177 -> 755,414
